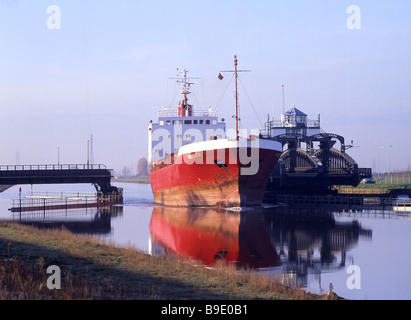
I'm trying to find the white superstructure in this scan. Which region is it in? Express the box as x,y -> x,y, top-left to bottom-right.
148,69 -> 226,163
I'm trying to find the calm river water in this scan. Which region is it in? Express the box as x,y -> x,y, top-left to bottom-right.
1,182 -> 411,300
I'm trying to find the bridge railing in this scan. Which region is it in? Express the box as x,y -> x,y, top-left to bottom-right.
0,164 -> 109,171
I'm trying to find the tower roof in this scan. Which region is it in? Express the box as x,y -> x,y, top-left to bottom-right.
285,106 -> 307,117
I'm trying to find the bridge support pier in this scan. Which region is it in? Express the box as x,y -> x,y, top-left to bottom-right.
96,185 -> 123,204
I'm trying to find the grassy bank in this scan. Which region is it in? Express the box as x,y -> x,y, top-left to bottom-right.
0,222 -> 340,300
336,183 -> 411,195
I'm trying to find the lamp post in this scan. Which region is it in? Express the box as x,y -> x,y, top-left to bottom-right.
87,140 -> 90,169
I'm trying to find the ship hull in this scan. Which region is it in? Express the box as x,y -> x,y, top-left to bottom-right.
149,139 -> 282,207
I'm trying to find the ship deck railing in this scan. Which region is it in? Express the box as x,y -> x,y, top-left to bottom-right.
158,110 -> 218,118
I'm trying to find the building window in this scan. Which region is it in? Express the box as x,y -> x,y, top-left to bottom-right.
206,120 -> 210,125
184,120 -> 192,124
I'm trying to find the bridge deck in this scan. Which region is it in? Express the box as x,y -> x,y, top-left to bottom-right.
0,164 -> 114,192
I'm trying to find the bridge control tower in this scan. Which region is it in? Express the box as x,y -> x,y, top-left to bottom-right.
268,105 -> 321,138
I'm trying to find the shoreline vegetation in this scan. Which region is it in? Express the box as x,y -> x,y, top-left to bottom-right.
0,222 -> 342,300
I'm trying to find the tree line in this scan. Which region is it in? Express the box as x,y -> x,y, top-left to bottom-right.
121,157 -> 148,177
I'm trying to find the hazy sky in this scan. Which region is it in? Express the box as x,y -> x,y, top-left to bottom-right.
0,0 -> 410,174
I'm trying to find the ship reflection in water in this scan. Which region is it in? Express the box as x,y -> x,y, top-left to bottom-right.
149,206 -> 372,288
149,207 -> 281,268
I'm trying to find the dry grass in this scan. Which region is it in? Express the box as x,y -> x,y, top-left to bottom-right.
0,257 -> 113,299
0,222 -> 342,300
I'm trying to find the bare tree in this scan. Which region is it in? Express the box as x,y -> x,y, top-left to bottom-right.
122,166 -> 131,177
137,157 -> 148,176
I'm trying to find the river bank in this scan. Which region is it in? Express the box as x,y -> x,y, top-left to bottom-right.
0,222 -> 342,300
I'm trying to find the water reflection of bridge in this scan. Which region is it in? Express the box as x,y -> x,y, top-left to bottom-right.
11,205 -> 123,235
265,207 -> 372,289
149,206 -> 372,289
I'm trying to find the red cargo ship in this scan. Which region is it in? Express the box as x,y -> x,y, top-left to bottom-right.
148,56 -> 282,207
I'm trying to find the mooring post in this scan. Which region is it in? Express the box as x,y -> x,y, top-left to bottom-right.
19,188 -> 21,211
19,187 -> 22,220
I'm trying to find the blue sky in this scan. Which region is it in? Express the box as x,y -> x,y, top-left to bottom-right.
0,0 -> 410,174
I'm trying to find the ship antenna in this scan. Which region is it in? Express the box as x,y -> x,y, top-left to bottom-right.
172,69 -> 200,106
180,69 -> 191,104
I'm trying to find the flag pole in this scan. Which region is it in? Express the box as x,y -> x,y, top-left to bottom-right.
234,55 -> 239,140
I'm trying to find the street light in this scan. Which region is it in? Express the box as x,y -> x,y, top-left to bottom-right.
87,140 -> 90,169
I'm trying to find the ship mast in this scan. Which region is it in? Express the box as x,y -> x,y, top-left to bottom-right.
174,68 -> 198,117
220,56 -> 251,141
180,70 -> 191,97
178,69 -> 192,105
234,55 -> 239,140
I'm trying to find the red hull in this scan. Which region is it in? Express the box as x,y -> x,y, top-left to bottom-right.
149,145 -> 281,207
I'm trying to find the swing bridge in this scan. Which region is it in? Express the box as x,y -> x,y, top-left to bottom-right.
0,163 -> 123,208
263,132 -> 372,194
